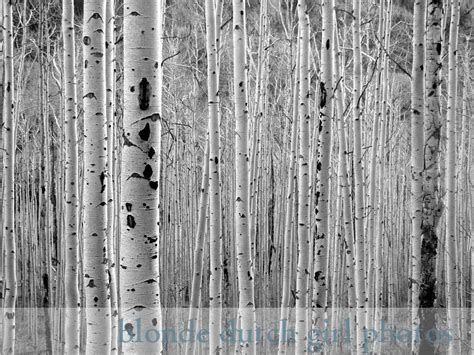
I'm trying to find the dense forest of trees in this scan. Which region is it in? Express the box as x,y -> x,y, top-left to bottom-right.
0,0 -> 473,353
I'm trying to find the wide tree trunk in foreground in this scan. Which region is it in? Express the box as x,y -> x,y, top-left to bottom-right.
120,0 -> 164,353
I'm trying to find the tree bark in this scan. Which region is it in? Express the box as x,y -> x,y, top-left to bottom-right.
232,0 -> 256,352
120,0 -> 164,353
420,0 -> 443,353
62,0 -> 80,352
1,0 -> 16,352
445,1 -> 460,353
295,0 -> 310,352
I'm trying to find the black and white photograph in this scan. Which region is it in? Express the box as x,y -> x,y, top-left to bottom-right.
0,0 -> 473,353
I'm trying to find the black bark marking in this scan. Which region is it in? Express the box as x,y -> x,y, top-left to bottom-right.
128,173 -> 145,180
139,123 -> 151,141
141,113 -> 161,122
130,11 -> 140,16
124,323 -> 135,337
326,39 -> 330,50
436,42 -> 442,55
126,203 -> 132,212
143,165 -> 153,180
89,12 -> 103,21
100,172 -> 106,193
84,92 -> 97,100
319,82 -> 327,108
127,215 -> 136,228
149,181 -> 158,190
138,78 -> 151,110
86,279 -> 96,288
122,134 -> 141,150
83,36 -> 91,45
148,147 -> 155,159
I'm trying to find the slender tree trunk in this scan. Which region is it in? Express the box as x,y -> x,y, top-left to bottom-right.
410,0 -> 426,353
0,0 -> 5,330
420,0 -> 443,353
352,0 -> 366,351
206,0 -> 223,352
82,0 -> 111,352
313,0 -> 334,312
1,0 -> 16,352
295,1 -> 310,352
232,0 -> 256,351
445,1 -> 460,353
120,0 -> 163,353
105,0 -> 118,352
62,0 -> 80,352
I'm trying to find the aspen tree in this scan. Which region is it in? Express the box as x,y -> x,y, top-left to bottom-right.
232,0 -> 256,351
420,0 -> 443,352
185,142 -> 210,355
0,0 -> 3,320
120,0 -> 163,353
206,0 -> 223,352
445,1 -> 460,353
278,35 -> 300,355
352,0 -> 366,351
0,0 -> 3,336
313,0 -> 334,311
105,0 -> 118,352
470,60 -> 474,355
62,0 -> 80,352
82,0 -> 110,352
1,0 -> 16,352
410,1 -> 426,353
295,0 -> 311,352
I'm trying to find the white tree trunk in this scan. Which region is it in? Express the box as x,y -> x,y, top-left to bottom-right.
295,1 -> 310,353
445,1 -> 461,353
120,0 -> 164,353
62,0 -> 80,352
313,0 -> 334,311
105,0 -> 118,352
1,0 -> 16,352
352,0 -> 366,351
410,1 -> 426,353
82,0 -> 111,352
232,0 -> 256,352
